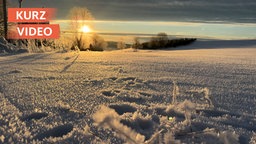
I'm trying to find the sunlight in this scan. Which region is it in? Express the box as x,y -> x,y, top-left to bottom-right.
80,25 -> 91,33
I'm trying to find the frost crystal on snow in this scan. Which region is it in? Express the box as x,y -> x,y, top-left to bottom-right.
0,135 -> 5,143
93,105 -> 145,144
250,132 -> 256,144
177,100 -> 196,126
172,81 -> 180,104
203,88 -> 213,107
218,131 -> 239,144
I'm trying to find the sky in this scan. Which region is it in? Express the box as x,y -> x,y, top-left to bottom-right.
9,0 -> 256,39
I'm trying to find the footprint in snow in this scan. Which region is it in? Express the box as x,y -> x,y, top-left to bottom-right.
108,77 -> 118,81
9,69 -> 22,74
101,90 -> 116,97
34,124 -> 73,141
21,112 -> 48,121
109,104 -> 137,115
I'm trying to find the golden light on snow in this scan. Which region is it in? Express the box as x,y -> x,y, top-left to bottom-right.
80,25 -> 91,33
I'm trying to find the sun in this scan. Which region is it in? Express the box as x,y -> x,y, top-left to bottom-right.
81,25 -> 91,33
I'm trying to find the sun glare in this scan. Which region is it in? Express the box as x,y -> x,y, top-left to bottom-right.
81,25 -> 91,33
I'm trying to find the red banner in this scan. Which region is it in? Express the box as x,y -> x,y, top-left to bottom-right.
8,24 -> 60,39
8,8 -> 56,23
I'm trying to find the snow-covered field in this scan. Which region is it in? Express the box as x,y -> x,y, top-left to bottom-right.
0,43 -> 256,143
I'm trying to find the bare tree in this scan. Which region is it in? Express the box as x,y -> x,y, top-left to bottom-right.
132,37 -> 142,50
68,7 -> 94,50
117,38 -> 126,49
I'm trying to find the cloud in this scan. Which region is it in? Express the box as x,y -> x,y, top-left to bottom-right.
11,0 -> 256,23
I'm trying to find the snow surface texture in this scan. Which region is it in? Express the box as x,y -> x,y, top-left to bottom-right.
0,43 -> 256,143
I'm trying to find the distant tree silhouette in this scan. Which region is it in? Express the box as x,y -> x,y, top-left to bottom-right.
132,37 -> 142,50
150,32 -> 168,48
140,32 -> 196,49
117,38 -> 126,49
89,34 -> 107,51
157,32 -> 168,47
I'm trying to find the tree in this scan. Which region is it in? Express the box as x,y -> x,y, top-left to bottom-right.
149,32 -> 169,48
132,37 -> 142,50
1,0 -> 17,39
157,33 -> 168,41
0,0 -> 9,38
68,7 -> 94,50
89,34 -> 107,51
117,38 -> 126,49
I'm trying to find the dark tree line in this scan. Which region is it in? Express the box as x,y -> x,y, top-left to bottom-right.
134,33 -> 196,50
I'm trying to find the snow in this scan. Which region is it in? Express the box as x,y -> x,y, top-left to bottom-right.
0,37 -> 28,54
0,41 -> 256,143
